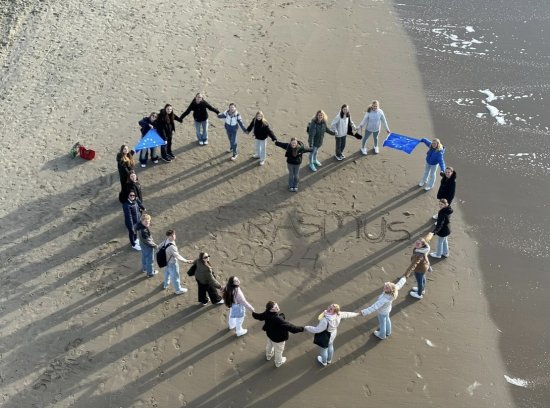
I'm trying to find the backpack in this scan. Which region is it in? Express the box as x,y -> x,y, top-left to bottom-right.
156,242 -> 174,268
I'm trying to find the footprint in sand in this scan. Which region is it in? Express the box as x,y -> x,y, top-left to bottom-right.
406,380 -> 416,393
172,338 -> 181,350
414,353 -> 423,367
453,280 -> 460,291
187,365 -> 194,376
362,383 -> 373,397
450,296 -> 455,307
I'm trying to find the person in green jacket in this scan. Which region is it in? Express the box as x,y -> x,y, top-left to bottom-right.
307,110 -> 335,172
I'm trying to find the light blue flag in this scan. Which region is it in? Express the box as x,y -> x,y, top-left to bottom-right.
382,133 -> 421,154
134,129 -> 166,151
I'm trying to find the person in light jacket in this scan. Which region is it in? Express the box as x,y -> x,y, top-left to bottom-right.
358,100 -> 390,155
305,304 -> 359,366
359,277 -> 406,339
418,138 -> 446,191
180,93 -> 220,145
159,229 -> 194,295
222,276 -> 255,337
274,137 -> 312,192
217,103 -> 247,160
307,110 -> 335,172
331,104 -> 356,160
252,301 -> 304,368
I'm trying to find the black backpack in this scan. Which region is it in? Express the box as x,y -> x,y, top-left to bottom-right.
156,242 -> 174,268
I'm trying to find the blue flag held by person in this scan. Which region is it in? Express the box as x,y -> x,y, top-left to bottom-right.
382,133 -> 422,154
135,129 -> 166,151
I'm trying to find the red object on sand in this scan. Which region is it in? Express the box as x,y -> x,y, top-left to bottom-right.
79,145 -> 96,160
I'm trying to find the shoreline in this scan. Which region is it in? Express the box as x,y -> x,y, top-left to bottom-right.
0,0 -> 515,406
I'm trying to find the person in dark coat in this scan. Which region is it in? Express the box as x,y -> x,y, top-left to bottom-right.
179,93 -> 220,145
119,171 -> 144,205
307,110 -> 335,172
192,252 -> 224,305
274,137 -> 312,192
135,214 -> 158,277
116,145 -> 135,189
433,167 -> 456,219
252,301 -> 304,367
427,199 -> 453,259
138,112 -> 159,167
155,104 -> 182,162
122,191 -> 145,250
246,110 -> 277,166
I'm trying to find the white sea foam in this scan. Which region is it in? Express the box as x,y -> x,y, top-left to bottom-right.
467,381 -> 482,396
480,89 -> 497,102
504,375 -> 530,388
465,26 -> 475,32
425,339 -> 435,347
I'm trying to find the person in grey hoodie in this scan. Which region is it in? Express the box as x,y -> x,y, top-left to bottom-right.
305,304 -> 359,366
358,100 -> 390,155
359,277 -> 407,339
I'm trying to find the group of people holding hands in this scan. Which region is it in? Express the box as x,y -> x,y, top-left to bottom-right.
114,91 -> 459,367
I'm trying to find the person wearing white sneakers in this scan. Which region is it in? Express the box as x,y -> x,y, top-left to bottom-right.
252,301 -> 304,367
404,238 -> 431,299
135,214 -> 158,278
358,100 -> 390,155
222,276 -> 255,337
160,229 -> 193,295
307,110 -> 335,172
217,103 -> 247,161
121,191 -> 144,251
305,304 -> 359,366
418,138 -> 446,191
330,104 -> 357,161
359,277 -> 407,340
245,111 -> 277,166
427,199 -> 453,259
179,93 -> 220,146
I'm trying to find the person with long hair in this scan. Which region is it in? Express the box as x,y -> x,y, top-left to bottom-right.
120,171 -> 143,204
222,276 -> 255,337
359,277 -> 407,340
121,190 -> 144,251
180,93 -> 220,146
418,138 -> 446,191
245,111 -> 277,166
304,304 -> 359,366
116,145 -> 135,189
160,230 -> 194,295
307,110 -> 335,172
404,238 -> 431,299
252,301 -> 304,367
192,252 -> 223,305
135,214 -> 158,278
274,136 -> 312,192
331,104 -> 356,160
155,104 -> 182,162
433,167 -> 457,219
138,112 -> 159,167
358,100 -> 390,155
217,103 -> 247,161
426,198 -> 453,259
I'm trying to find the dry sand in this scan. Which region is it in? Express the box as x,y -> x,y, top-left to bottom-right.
0,0 -> 515,407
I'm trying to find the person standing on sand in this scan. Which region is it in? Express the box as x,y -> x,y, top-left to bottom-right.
433,167 -> 456,219
331,104 -> 356,161
135,214 -> 158,277
159,230 -> 193,295
138,112 -> 159,167
427,198 -> 453,259
116,145 -> 135,190
358,100 -> 390,155
359,277 -> 406,339
193,252 -> 224,305
252,301 -> 304,367
120,171 -> 143,204
217,103 -> 247,161
404,238 -> 431,299
274,136 -> 312,192
155,104 -> 182,162
307,110 -> 335,172
222,276 -> 255,337
418,138 -> 446,191
180,93 -> 220,146
245,111 -> 277,166
122,191 -> 145,251
304,304 -> 359,366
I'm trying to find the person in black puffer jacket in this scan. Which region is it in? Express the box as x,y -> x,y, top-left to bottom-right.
427,199 -> 453,259
179,93 -> 220,145
155,104 -> 182,162
252,301 -> 304,368
274,137 -> 312,192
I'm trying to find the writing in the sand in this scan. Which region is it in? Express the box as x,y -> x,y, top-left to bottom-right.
209,207 -> 411,270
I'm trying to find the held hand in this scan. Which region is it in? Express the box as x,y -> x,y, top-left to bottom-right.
425,232 -> 434,242
386,129 -> 391,134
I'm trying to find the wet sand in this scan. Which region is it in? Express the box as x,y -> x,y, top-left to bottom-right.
0,0 -> 515,407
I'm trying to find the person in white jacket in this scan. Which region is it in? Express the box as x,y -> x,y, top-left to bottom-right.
358,100 -> 390,155
359,277 -> 406,339
217,103 -> 247,161
222,276 -> 255,337
330,104 -> 356,160
305,304 -> 360,366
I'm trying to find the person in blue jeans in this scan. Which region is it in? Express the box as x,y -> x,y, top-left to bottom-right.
418,138 -> 446,191
307,110 -> 335,172
274,137 -> 312,192
217,103 -> 247,160
359,277 -> 407,340
179,93 -> 220,145
405,238 -> 431,300
305,304 -> 359,366
427,199 -> 454,258
121,191 -> 144,250
138,112 -> 159,167
135,214 -> 158,277
358,100 -> 390,155
159,229 -> 193,295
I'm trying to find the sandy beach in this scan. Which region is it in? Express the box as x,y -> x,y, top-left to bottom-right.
0,0 -> 515,407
